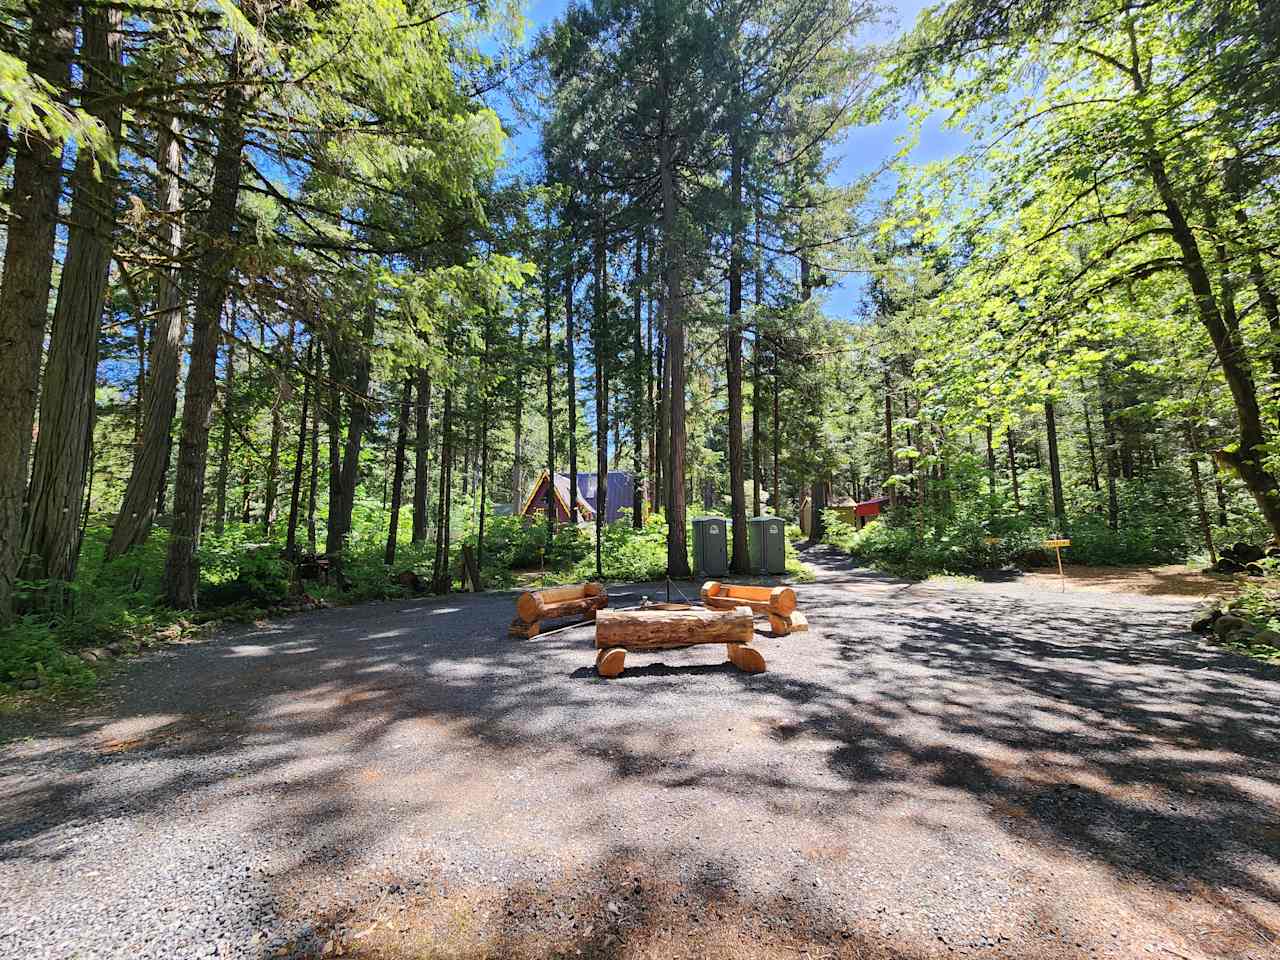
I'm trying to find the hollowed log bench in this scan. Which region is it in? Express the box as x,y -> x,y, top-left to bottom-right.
700,581 -> 808,637
510,582 -> 608,638
593,604 -> 765,678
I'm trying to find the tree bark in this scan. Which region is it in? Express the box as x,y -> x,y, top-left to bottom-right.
1082,398 -> 1101,492
512,314 -> 527,514
632,225 -> 645,529
544,225 -> 557,533
883,369 -> 894,506
1099,379 -> 1121,531
213,337 -> 235,535
306,343 -> 321,554
412,365 -> 432,543
1006,428 -> 1021,511
285,337 -> 313,562
22,6 -> 124,588
385,377 -> 412,566
1044,398 -> 1066,531
432,325 -> 457,593
566,248 -> 579,524
325,311 -> 374,563
261,319 -> 290,536
107,111 -> 185,560
0,1 -> 72,622
661,115 -> 690,577
593,208 -> 607,578
726,121 -> 748,573
164,44 -> 246,608
984,422 -> 996,498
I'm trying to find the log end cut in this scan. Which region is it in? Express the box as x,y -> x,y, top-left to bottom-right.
726,644 -> 767,673
596,647 -> 626,678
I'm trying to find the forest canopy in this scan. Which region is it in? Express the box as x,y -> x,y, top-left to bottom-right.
1,0 -> 1278,685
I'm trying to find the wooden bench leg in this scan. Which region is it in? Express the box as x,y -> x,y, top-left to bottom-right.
726,644 -> 766,673
509,618 -> 541,639
768,611 -> 808,637
597,647 -> 626,678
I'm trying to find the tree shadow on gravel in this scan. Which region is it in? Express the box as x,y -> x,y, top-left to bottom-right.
0,569 -> 1278,957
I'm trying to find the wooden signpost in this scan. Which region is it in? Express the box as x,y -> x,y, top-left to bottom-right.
1043,538 -> 1071,590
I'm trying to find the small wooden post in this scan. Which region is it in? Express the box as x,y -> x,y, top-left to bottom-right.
1043,538 -> 1071,592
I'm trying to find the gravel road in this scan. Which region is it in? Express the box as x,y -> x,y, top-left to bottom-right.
1,548 -> 1277,960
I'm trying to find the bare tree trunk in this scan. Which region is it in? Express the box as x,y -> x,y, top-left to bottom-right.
984,421 -> 996,498
213,338 -> 235,535
771,348 -> 780,516
1007,429 -> 1021,511
512,315 -> 527,513
593,210 -> 608,578
432,326 -> 457,593
285,337 -> 313,562
107,112 -> 185,560
566,249 -> 579,524
325,311 -> 374,565
385,378 -> 412,566
1044,398 -> 1066,531
306,343 -> 321,554
544,227 -> 557,533
1099,378 -> 1120,531
262,318 -> 291,536
412,365 -> 432,543
22,6 -> 124,589
0,1 -> 72,622
632,226 -> 645,529
1082,398 -> 1101,492
164,44 -> 246,608
883,369 -> 894,506
726,121 -> 748,573
661,119 -> 690,577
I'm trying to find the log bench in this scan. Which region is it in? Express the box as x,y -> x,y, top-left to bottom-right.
510,582 -> 608,638
593,604 -> 765,678
700,581 -> 808,637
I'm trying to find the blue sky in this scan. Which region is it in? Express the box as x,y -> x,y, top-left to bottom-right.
501,0 -> 967,320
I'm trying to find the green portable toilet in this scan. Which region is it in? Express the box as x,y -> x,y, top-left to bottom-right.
748,515 -> 787,574
691,516 -> 729,577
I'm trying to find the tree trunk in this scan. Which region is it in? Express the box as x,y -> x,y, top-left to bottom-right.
213,339 -> 235,535
726,124 -> 748,572
285,337 -> 313,562
325,311 -> 374,563
632,226 -> 645,529
0,1 -> 72,622
385,377 -> 412,567
432,325 -> 457,593
1082,398 -> 1101,492
883,369 -> 895,506
544,226 -> 557,533
1186,426 -> 1217,565
1007,429 -> 1021,511
512,313 -> 527,514
661,119 -> 690,577
1044,398 -> 1066,531
1099,378 -> 1121,531
262,319 -> 290,536
566,251 -> 579,524
984,422 -> 996,498
593,209 -> 607,578
771,347 -> 780,517
107,112 -> 185,561
412,365 -> 432,543
655,318 -> 667,515
22,6 -> 124,588
306,343 -> 321,554
164,44 -> 246,608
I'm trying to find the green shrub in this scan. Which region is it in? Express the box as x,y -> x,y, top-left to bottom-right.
0,617 -> 96,690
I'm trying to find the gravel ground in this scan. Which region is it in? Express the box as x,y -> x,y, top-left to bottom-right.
1,547 -> 1278,960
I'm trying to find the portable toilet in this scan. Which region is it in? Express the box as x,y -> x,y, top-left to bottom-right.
691,516 -> 729,577
748,515 -> 787,574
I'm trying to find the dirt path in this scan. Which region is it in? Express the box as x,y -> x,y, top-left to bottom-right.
1,550 -> 1277,960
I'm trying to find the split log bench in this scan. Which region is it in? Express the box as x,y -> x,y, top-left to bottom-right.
700,581 -> 808,637
510,582 -> 608,638
593,604 -> 765,678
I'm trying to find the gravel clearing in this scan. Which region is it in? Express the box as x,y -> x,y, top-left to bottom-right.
1,547 -> 1278,960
